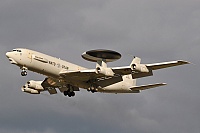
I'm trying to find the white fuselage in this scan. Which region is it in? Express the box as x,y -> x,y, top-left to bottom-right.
6,48 -> 86,77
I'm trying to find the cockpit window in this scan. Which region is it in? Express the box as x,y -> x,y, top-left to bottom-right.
12,49 -> 21,52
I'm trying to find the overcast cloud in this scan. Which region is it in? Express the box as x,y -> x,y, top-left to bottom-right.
0,0 -> 200,133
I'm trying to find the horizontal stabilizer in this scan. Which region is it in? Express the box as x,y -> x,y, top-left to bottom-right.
130,83 -> 167,90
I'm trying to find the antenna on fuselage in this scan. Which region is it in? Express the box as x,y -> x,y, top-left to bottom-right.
81,49 -> 121,68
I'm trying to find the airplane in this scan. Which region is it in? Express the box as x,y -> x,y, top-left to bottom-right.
6,48 -> 189,97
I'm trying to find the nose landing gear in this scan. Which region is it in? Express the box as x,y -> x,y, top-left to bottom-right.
21,67 -> 27,76
21,71 -> 27,76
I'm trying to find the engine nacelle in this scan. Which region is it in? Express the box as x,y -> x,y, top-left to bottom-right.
27,80 -> 44,91
96,67 -> 115,76
131,64 -> 149,73
21,86 -> 40,94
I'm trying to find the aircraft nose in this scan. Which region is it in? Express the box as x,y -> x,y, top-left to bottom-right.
6,52 -> 18,64
6,52 -> 11,58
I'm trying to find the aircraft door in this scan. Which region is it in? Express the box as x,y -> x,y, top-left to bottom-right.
27,50 -> 33,63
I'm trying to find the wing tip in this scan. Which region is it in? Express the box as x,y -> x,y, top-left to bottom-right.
161,83 -> 167,85
177,60 -> 191,64
152,83 -> 167,87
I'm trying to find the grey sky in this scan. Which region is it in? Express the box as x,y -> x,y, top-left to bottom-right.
0,0 -> 200,133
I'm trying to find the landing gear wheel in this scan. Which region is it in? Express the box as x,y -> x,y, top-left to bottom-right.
87,88 -> 91,92
90,86 -> 97,93
63,91 -> 75,97
21,71 -> 27,76
64,91 -> 68,96
70,91 -> 75,97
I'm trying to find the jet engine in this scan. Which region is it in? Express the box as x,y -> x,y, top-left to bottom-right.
131,64 -> 149,73
21,80 -> 44,94
21,86 -> 40,94
96,66 -> 115,76
27,80 -> 44,90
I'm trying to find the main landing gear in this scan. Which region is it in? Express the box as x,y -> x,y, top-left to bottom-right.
64,90 -> 75,97
21,67 -> 27,76
87,86 -> 97,93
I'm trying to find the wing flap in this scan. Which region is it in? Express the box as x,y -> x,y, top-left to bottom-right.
41,77 -> 59,95
47,88 -> 57,95
130,83 -> 167,90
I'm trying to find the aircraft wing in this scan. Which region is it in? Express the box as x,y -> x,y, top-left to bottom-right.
59,67 -> 151,85
146,60 -> 190,70
59,60 -> 189,82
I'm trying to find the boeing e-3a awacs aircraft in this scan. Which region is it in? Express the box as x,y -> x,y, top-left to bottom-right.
6,48 -> 189,97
